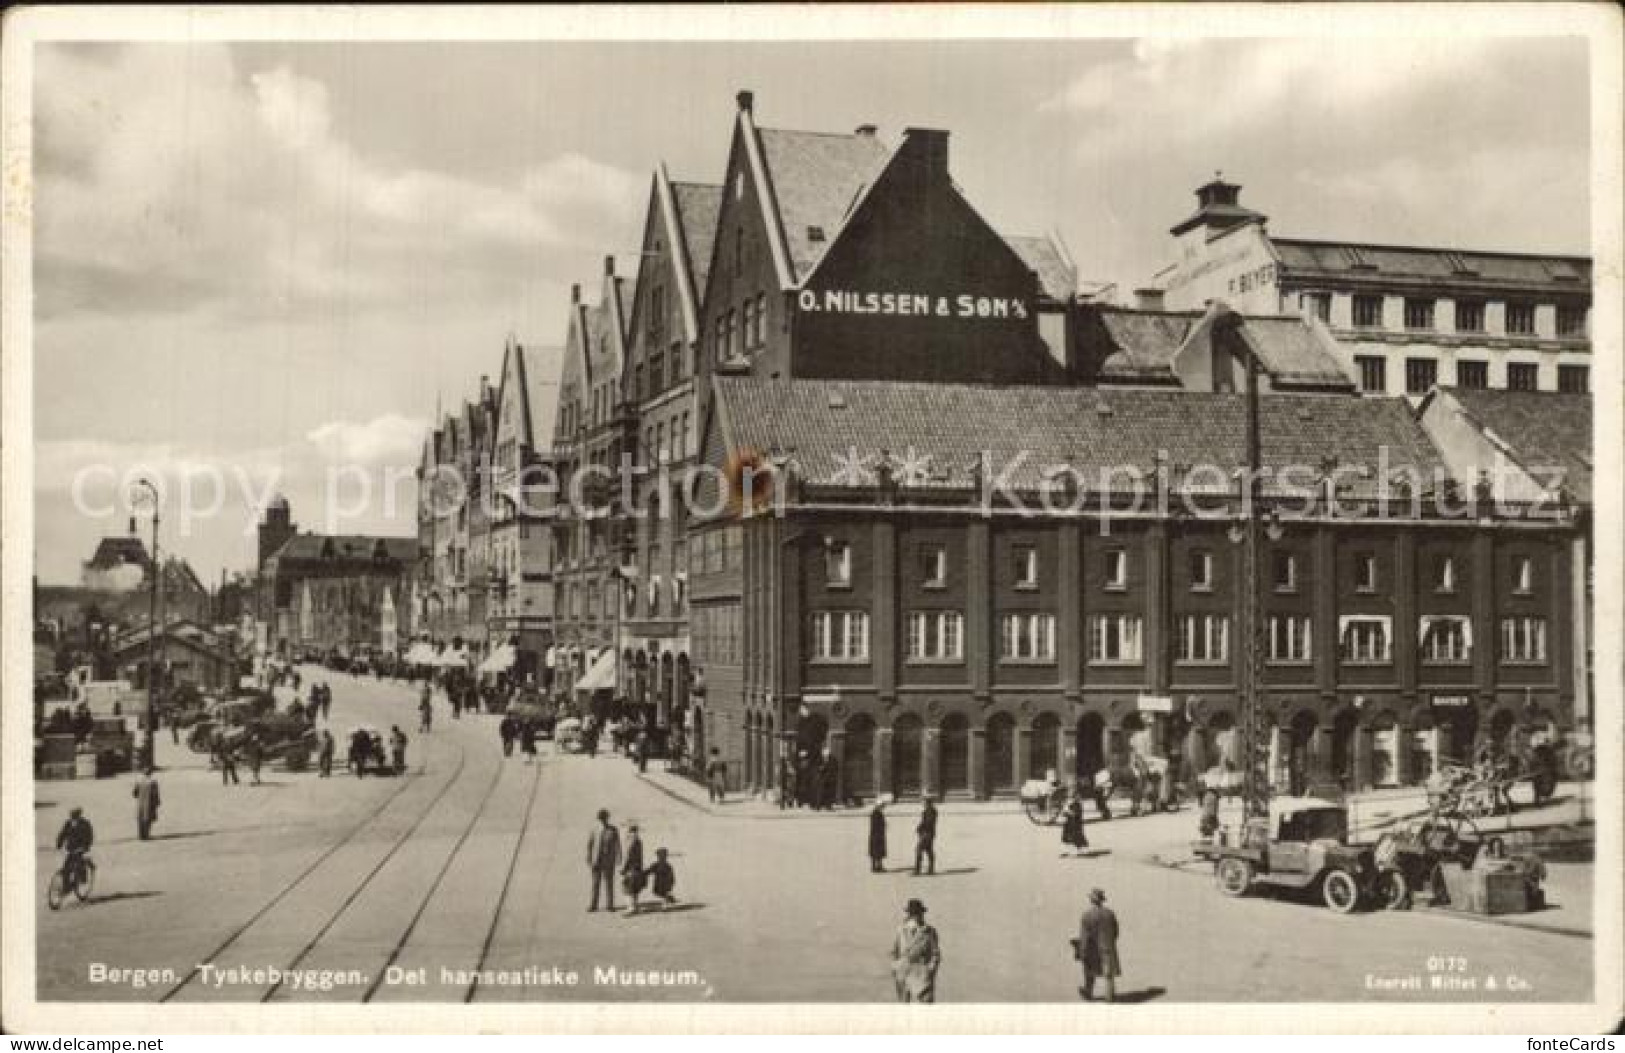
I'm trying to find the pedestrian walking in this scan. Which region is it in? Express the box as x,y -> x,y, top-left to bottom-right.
320,683 -> 332,722
818,749 -> 841,810
645,847 -> 678,907
520,720 -> 538,764
390,725 -> 408,776
244,733 -> 263,786
705,748 -> 727,804
318,729 -> 335,777
622,824 -> 647,915
890,899 -> 941,1003
450,685 -> 463,721
778,754 -> 795,809
914,797 -> 938,875
1198,787 -> 1221,840
869,800 -> 888,872
1061,791 -> 1089,856
418,689 -> 433,734
349,727 -> 371,777
1091,768 -> 1114,821
584,717 -> 599,758
634,730 -> 650,774
499,714 -> 518,757
132,767 -> 161,841
586,809 -> 622,912
1076,888 -> 1121,1002
214,731 -> 239,786
169,708 -> 180,745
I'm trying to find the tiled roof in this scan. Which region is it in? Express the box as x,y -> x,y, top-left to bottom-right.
1235,317 -> 1355,389
671,181 -> 723,300
757,128 -> 891,282
1442,388 -> 1593,503
1272,239 -> 1591,290
713,376 -> 1442,498
1097,310 -> 1194,379
1005,235 -> 1077,303
1094,308 -> 1352,390
269,533 -> 419,564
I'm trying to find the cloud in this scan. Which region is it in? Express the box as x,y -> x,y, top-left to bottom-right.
306,414 -> 428,467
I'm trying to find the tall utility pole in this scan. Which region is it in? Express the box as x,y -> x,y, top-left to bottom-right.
133,478 -> 160,771
1230,315 -> 1272,820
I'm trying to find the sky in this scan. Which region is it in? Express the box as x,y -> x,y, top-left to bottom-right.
31,34 -> 1591,584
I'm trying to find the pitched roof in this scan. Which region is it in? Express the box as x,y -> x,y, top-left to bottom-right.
671,181 -> 723,303
713,376 -> 1441,499
519,344 -> 561,451
1092,308 -> 1353,390
86,536 -> 150,570
1234,316 -> 1355,389
1005,235 -> 1077,303
1272,239 -> 1591,292
1438,387 -> 1593,503
268,533 -> 419,565
1096,309 -> 1195,379
757,127 -> 891,282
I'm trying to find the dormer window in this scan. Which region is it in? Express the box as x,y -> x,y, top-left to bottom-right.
807,226 -> 826,243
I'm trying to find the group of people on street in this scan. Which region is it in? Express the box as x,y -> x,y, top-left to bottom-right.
585,808 -> 679,916
867,797 -> 939,875
779,748 -> 843,810
497,713 -> 542,762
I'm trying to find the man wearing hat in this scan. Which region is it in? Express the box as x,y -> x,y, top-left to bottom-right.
890,898 -> 941,1003
1077,888 -> 1121,1002
586,808 -> 622,912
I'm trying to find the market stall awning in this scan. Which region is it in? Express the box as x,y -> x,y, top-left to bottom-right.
480,645 -> 516,674
574,648 -> 617,693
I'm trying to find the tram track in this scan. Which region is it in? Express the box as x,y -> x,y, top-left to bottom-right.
463,757 -> 546,1003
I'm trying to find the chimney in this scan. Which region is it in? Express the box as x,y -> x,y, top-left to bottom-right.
128,516 -> 137,536
854,123 -> 877,137
479,374 -> 491,402
570,283 -> 581,304
736,90 -> 754,114
603,255 -> 615,277
901,127 -> 950,176
1133,288 -> 1166,311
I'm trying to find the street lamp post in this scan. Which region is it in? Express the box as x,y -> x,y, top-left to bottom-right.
132,478 -> 161,771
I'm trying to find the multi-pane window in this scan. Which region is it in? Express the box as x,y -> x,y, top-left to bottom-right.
1176,614 -> 1230,663
1456,360 -> 1488,389
754,293 -> 768,346
1001,613 -> 1057,661
1356,355 -> 1387,394
726,310 -> 738,360
1189,550 -> 1213,591
1500,617 -> 1547,663
1404,298 -> 1435,330
1558,364 -> 1590,393
1103,549 -> 1127,590
1512,555 -> 1534,594
1455,300 -> 1485,333
1405,357 -> 1438,394
1340,616 -> 1392,662
1557,306 -> 1587,338
907,611 -> 964,661
1355,553 -> 1379,593
742,298 -> 758,353
1301,292 -> 1331,322
824,541 -> 851,587
1507,362 -> 1539,391
1434,555 -> 1456,593
1272,551 -> 1298,592
1352,295 -> 1384,328
1087,614 -> 1143,663
1268,615 -> 1313,662
1013,545 -> 1039,589
669,341 -> 684,386
1421,615 -> 1471,662
1505,302 -> 1536,335
811,611 -> 869,661
919,545 -> 947,588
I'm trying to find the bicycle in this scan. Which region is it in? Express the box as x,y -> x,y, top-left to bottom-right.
46,853 -> 96,910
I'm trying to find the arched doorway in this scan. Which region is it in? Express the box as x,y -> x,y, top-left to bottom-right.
658,652 -> 674,727
1288,711 -> 1316,796
893,714 -> 924,797
1076,713 -> 1106,782
940,713 -> 969,795
1331,710 -> 1358,790
845,714 -> 876,799
986,713 -> 1016,794
1488,709 -> 1516,756
1030,712 -> 1060,782
797,711 -> 829,758
1437,705 -> 1478,768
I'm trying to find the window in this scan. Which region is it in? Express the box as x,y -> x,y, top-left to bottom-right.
1455,300 -> 1485,333
1268,615 -> 1313,662
1013,545 -> 1039,589
754,293 -> 768,345
1421,615 -> 1472,662
1301,292 -> 1331,322
907,611 -> 964,661
1088,615 -> 1143,663
824,541 -> 851,588
713,319 -> 728,364
1404,298 -> 1435,330
1272,551 -> 1298,593
1356,355 -> 1387,394
669,340 -> 684,386
1507,362 -> 1539,392
1189,550 -> 1213,592
1500,617 -> 1547,663
1355,553 -> 1379,593
742,298 -> 757,353
1557,306 -> 1587,338
1505,302 -> 1535,335
1103,549 -> 1127,590
1339,616 -> 1392,662
648,350 -> 664,394
811,610 -> 869,661
1405,357 -> 1438,395
1000,613 -> 1056,661
648,286 -> 665,337
1512,555 -> 1534,595
677,412 -> 690,459
1352,295 -> 1384,328
918,545 -> 947,588
1176,614 -> 1230,663
1558,364 -> 1589,393
1434,555 -> 1456,593
1456,360 -> 1488,389
725,310 -> 738,360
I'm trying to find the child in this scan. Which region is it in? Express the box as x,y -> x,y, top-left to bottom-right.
645,847 -> 677,908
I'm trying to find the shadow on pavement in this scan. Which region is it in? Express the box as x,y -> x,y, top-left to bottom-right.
1111,986 -> 1166,1004
86,891 -> 164,906
146,830 -> 218,842
630,902 -> 707,916
914,868 -> 980,877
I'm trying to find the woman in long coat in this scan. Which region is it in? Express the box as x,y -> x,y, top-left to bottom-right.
1060,791 -> 1089,856
622,825 -> 647,914
868,802 -> 888,872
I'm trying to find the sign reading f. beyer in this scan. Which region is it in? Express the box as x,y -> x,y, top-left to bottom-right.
798,288 -> 1030,320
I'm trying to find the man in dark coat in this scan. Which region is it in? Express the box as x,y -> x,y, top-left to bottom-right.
914,797 -> 938,875
243,733 -> 263,785
586,808 -> 622,912
1078,888 -> 1121,1002
868,801 -> 888,872
214,730 -> 239,785
132,767 -> 161,840
818,750 -> 841,810
499,714 -> 518,757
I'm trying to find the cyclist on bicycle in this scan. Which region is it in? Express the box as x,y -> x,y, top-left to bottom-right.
55,806 -> 94,887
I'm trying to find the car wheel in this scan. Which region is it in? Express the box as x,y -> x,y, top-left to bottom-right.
1215,857 -> 1253,897
1377,867 -> 1410,910
1321,869 -> 1360,913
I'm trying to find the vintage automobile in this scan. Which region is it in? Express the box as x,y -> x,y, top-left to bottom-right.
1373,814 -> 1486,909
1197,797 -> 1381,913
